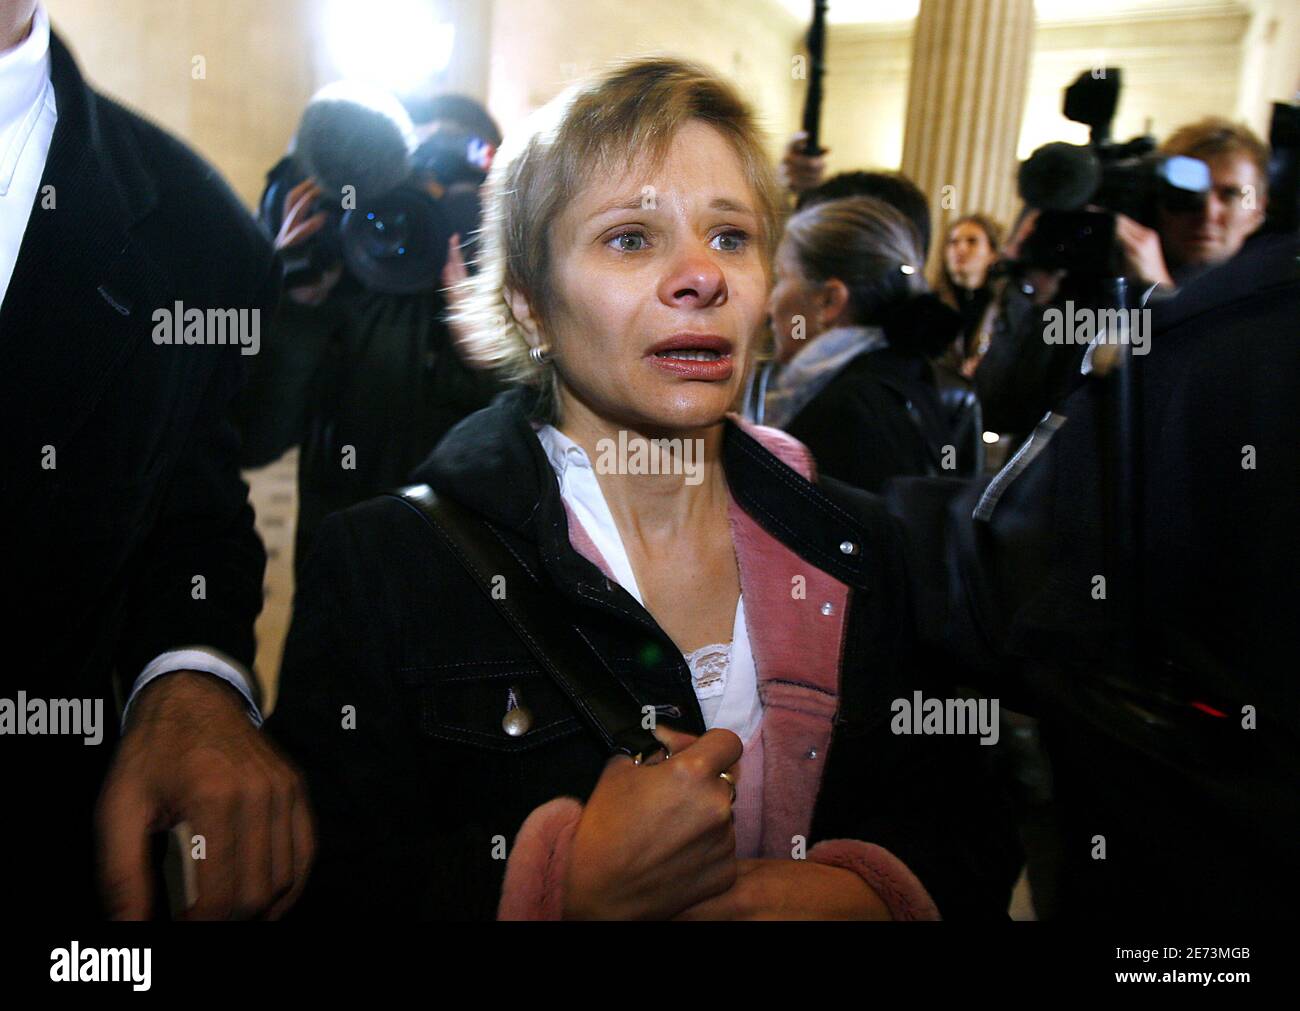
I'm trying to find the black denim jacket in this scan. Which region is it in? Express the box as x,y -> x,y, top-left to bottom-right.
269,387 -> 1021,919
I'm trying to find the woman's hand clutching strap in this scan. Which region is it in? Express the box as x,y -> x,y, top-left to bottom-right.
559,721 -> 892,920
561,726 -> 742,920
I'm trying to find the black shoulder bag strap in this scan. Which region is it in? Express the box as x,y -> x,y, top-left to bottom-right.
386,484 -> 665,762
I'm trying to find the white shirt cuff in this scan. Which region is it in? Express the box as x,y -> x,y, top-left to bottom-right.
122,648 -> 263,731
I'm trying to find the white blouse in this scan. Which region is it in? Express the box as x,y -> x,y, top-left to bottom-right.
535,425 -> 763,743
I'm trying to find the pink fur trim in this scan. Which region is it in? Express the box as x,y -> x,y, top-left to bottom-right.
807,839 -> 942,921
496,796 -> 584,920
727,493 -> 848,856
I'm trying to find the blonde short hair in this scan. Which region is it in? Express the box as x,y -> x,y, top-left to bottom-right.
450,57 -> 784,416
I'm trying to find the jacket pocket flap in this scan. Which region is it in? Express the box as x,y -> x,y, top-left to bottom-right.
399,663 -> 584,752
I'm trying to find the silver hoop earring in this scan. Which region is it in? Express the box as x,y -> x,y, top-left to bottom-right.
529,344 -> 551,365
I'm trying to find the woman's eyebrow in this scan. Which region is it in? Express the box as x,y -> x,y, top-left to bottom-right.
710,197 -> 756,216
585,195 -> 758,220
587,196 -> 652,220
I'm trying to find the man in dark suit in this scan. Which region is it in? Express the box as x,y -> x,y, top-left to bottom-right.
0,1 -> 311,918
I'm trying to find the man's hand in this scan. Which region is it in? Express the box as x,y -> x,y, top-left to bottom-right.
275,178 -> 344,306
778,131 -> 828,195
1001,210 -> 1067,306
440,232 -> 482,366
672,858 -> 893,920
1115,213 -> 1175,290
95,671 -> 314,920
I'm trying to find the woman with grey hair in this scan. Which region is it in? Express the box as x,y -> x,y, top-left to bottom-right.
761,195 -> 962,492
269,58 -> 1019,921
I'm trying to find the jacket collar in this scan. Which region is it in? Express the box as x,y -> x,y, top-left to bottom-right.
34,30 -> 157,232
414,384 -> 875,592
764,325 -> 888,429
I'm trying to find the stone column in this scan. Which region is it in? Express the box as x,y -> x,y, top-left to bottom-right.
900,0 -> 1035,263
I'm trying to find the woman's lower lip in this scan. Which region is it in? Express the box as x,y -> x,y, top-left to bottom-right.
646,354 -> 734,380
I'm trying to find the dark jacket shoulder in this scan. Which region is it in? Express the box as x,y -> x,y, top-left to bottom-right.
92,90 -> 276,287
785,348 -> 946,493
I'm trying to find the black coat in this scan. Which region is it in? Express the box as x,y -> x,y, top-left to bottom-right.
268,386 -> 1021,919
0,32 -> 271,916
886,231 -> 1300,917
235,251 -> 503,576
783,346 -> 949,493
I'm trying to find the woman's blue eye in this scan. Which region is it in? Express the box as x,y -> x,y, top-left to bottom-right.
712,230 -> 749,252
607,229 -> 748,252
610,231 -> 647,252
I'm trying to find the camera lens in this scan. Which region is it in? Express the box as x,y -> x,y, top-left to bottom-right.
360,209 -> 414,260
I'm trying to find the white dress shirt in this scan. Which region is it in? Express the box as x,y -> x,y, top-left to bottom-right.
535,424 -> 762,742
0,5 -> 259,726
0,3 -> 55,296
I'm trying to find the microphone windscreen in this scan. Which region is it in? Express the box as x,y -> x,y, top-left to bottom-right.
295,82 -> 416,202
1018,141 -> 1101,212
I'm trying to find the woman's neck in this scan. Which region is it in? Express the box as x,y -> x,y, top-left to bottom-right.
555,400 -> 731,545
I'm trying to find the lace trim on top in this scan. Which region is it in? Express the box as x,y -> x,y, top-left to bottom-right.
683,640 -> 731,700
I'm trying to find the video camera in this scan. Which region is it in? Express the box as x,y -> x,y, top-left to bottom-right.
260,82 -> 493,295
1014,69 -> 1211,276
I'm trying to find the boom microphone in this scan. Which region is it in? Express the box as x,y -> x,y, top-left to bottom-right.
294,81 -> 416,203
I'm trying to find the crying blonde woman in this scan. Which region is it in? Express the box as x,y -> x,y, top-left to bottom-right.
268,56 -> 1021,920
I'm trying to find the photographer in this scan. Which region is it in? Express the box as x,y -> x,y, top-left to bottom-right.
974,121 -> 1270,447
1114,117 -> 1270,294
236,92 -> 504,576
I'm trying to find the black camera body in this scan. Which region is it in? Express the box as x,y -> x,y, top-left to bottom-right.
1015,69 -> 1211,277
261,84 -> 492,296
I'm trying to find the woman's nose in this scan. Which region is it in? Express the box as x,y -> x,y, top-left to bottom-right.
659,247 -> 727,308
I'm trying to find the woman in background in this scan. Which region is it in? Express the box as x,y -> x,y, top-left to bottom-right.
933,213 -> 1003,377
762,196 -> 963,492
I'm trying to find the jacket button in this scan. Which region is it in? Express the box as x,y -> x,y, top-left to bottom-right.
839,540 -> 858,555
806,748 -> 818,760
820,602 -> 834,616
502,706 -> 533,737
502,686 -> 532,736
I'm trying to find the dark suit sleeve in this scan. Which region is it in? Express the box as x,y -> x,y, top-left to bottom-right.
111,264 -> 275,696
267,510 -> 511,919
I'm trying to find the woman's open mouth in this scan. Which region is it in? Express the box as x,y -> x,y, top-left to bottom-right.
645,335 -> 735,380
654,348 -> 724,361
